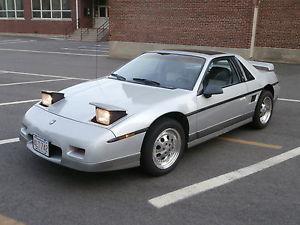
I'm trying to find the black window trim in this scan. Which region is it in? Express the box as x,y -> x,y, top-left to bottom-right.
235,58 -> 256,82
230,57 -> 247,82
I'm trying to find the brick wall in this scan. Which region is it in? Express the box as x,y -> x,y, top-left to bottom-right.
110,0 -> 254,49
1,0 -> 299,50
256,0 -> 300,49
0,0 -> 77,34
110,0 -> 300,50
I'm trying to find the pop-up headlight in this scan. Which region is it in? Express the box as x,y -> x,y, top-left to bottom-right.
41,91 -> 64,107
90,103 -> 127,126
96,108 -> 111,125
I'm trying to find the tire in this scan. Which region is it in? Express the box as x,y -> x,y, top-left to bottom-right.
251,90 -> 274,129
141,118 -> 186,176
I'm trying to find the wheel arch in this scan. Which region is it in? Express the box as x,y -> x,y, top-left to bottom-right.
143,112 -> 190,144
263,84 -> 274,97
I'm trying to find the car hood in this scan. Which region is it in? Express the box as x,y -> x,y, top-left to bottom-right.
38,78 -> 190,124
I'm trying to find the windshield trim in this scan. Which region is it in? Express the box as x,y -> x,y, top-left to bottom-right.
107,76 -> 177,90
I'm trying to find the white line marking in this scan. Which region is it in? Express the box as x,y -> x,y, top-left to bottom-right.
0,99 -> 39,107
0,39 -> 21,43
149,147 -> 300,208
0,69 -> 89,81
49,37 -> 65,40
278,98 -> 300,103
79,45 -> 109,49
0,78 -> 73,87
94,45 -> 109,48
0,48 -> 109,57
0,138 -> 20,145
62,47 -> 109,53
0,40 -> 35,45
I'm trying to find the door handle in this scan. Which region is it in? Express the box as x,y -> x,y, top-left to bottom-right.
239,97 -> 246,101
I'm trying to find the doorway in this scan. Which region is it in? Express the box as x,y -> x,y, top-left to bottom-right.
93,0 -> 109,28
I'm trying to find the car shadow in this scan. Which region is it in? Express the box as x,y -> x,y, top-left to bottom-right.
26,153 -> 158,186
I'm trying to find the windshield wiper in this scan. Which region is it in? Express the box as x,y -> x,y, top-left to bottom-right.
110,73 -> 126,81
132,78 -> 160,86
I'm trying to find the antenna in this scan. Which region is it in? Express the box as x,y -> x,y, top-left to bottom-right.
95,41 -> 98,79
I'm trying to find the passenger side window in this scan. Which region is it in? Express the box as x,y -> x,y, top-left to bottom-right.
203,59 -> 240,89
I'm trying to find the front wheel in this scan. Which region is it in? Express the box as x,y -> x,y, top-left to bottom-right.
141,119 -> 186,176
251,90 -> 274,129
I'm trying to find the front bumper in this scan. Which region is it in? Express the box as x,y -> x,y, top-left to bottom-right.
20,106 -> 144,172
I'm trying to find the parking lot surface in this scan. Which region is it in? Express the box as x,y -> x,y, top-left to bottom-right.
0,36 -> 299,225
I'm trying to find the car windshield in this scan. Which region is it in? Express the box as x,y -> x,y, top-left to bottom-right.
111,53 -> 206,90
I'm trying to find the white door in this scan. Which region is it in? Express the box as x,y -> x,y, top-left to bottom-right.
94,5 -> 108,28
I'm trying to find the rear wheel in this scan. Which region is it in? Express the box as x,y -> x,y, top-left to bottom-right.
141,119 -> 185,176
252,90 -> 273,129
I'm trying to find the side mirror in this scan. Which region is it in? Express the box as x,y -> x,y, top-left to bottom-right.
203,84 -> 223,98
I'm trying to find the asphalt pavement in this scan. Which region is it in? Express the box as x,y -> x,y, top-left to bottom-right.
0,36 -> 299,225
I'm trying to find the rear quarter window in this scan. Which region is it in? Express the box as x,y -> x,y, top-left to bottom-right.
239,60 -> 255,81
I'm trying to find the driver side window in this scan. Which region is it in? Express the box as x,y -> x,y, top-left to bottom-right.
203,58 -> 240,89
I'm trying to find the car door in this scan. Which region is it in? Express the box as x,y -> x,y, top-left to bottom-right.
190,56 -> 250,141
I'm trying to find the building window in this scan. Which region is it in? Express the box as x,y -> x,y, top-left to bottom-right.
0,0 -> 24,19
32,0 -> 71,19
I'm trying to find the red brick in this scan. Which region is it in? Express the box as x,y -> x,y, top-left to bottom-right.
109,0 -> 300,50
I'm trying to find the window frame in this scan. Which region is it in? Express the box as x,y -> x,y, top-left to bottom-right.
99,5 -> 107,18
198,56 -> 245,95
31,0 -> 72,20
234,58 -> 255,82
0,0 -> 24,19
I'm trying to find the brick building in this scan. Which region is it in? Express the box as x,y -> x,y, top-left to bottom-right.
0,0 -> 109,34
109,0 -> 300,62
0,0 -> 299,62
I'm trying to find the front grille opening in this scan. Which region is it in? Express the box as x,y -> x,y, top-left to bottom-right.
68,146 -> 85,159
49,143 -> 62,158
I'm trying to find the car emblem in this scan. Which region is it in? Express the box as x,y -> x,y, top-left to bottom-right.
49,119 -> 56,125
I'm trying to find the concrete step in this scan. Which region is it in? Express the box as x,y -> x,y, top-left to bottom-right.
67,28 -> 109,42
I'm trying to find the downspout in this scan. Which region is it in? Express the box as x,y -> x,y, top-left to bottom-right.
250,0 -> 260,59
76,0 -> 79,29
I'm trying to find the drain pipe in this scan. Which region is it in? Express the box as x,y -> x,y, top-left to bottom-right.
76,0 -> 79,29
250,0 -> 260,59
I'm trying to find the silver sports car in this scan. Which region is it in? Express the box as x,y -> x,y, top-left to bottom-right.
20,50 -> 279,176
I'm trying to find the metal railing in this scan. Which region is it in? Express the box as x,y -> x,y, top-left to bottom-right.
80,27 -> 89,41
65,18 -> 109,42
96,19 -> 109,42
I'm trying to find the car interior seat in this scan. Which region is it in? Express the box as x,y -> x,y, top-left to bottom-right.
205,66 -> 232,87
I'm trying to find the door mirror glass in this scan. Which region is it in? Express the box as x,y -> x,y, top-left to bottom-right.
203,84 -> 223,98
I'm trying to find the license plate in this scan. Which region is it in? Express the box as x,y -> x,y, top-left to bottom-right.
33,134 -> 49,157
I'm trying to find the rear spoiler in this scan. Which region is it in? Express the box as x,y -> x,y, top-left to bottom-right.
249,61 -> 274,71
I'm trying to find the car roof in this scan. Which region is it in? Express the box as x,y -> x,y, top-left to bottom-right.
150,49 -> 234,59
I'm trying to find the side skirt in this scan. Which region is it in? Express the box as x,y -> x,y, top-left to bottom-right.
188,113 -> 253,149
